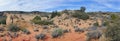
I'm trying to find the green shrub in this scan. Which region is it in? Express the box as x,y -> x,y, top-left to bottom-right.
110,14 -> 119,20
105,23 -> 120,41
32,16 -> 41,21
105,16 -> 120,41
51,11 -> 61,18
80,6 -> 86,12
8,24 -> 20,32
72,13 -> 89,20
32,16 -> 53,25
62,9 -> 70,14
102,21 -> 109,26
35,33 -> 46,40
22,29 -> 31,34
93,22 -> 99,26
33,20 -> 53,25
51,28 -> 63,38
72,6 -> 89,20
0,16 -> 6,24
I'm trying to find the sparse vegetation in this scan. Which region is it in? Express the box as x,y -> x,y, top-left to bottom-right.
102,21 -> 109,26
33,20 -> 53,25
104,15 -> 120,41
93,22 -> 99,26
0,16 -> 6,24
32,16 -> 41,23
80,6 -> 86,12
42,25 -> 49,29
51,28 -> 64,38
63,29 -> 70,33
110,14 -> 119,20
34,27 -> 39,32
35,33 -> 46,40
86,30 -> 102,41
8,24 -> 20,32
72,12 -> 89,20
33,16 -> 41,21
74,27 -> 84,33
87,26 -> 97,31
32,16 -> 53,25
1,6 -> 120,41
51,11 -> 61,18
21,28 -> 31,34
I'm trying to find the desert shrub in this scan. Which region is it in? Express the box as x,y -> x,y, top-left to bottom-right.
102,21 -> 109,26
34,27 -> 39,32
21,18 -> 24,20
13,32 -> 19,38
87,26 -> 97,31
51,11 -> 61,18
80,6 -> 86,12
86,30 -> 102,41
93,22 -> 99,26
33,16 -> 41,21
104,15 -> 120,41
0,16 -> 6,24
63,29 -> 70,33
105,21 -> 120,41
51,28 -> 63,38
74,27 -> 84,33
72,12 -> 89,20
72,6 -> 89,20
33,20 -> 53,25
63,9 -> 68,13
32,16 -> 53,25
8,24 -> 20,32
87,12 -> 96,15
35,33 -> 46,40
7,32 -> 18,38
42,25 -> 49,29
21,28 -> 31,34
110,14 -> 119,20
32,16 -> 41,23
73,26 -> 78,28
105,24 -> 120,41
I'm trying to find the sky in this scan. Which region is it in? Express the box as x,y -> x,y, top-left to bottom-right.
0,0 -> 120,12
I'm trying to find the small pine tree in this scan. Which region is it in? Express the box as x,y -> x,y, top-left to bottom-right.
80,6 -> 86,12
51,11 -> 61,18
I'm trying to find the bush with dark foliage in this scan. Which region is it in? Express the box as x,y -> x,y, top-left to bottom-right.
8,24 -> 20,32
104,14 -> 120,41
72,12 -> 89,20
74,27 -> 84,33
86,30 -> 102,41
35,33 -> 46,40
21,28 -> 31,34
34,20 -> 53,25
51,11 -> 61,18
0,16 -> 6,24
32,16 -> 53,25
63,29 -> 70,33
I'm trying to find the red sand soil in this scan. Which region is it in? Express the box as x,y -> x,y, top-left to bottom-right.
2,32 -> 86,41
0,21 -> 87,41
2,14 -> 102,41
